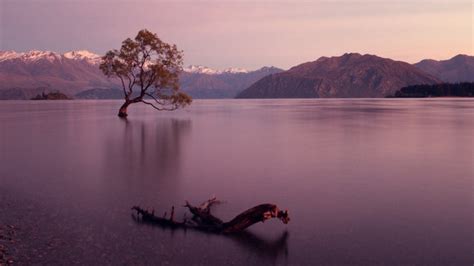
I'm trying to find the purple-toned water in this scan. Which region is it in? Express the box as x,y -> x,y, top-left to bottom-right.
0,99 -> 472,265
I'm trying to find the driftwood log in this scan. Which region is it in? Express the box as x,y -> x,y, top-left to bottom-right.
132,197 -> 290,233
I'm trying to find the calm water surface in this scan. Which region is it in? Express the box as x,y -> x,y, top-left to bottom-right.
0,99 -> 473,265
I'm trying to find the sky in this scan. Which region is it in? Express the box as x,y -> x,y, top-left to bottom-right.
0,0 -> 472,70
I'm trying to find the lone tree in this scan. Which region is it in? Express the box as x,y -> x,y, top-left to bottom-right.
100,29 -> 192,117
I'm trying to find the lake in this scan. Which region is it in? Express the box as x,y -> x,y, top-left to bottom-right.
0,99 -> 472,265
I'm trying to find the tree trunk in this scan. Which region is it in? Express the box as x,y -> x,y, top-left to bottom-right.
118,100 -> 131,117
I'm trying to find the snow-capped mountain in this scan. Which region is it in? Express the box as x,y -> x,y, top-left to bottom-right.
0,50 -> 115,99
0,51 -> 24,62
183,65 -> 220,74
63,50 -> 102,64
180,66 -> 282,98
183,65 -> 249,75
221,67 -> 249,74
0,50 -> 102,64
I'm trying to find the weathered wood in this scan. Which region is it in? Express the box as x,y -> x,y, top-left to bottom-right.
131,206 -> 186,229
222,204 -> 289,233
132,198 -> 290,234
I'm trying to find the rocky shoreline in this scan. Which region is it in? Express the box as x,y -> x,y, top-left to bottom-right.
0,224 -> 17,265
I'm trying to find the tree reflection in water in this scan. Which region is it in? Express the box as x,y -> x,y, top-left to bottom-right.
103,118 -> 192,196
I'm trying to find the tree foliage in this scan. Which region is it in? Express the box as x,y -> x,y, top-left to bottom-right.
100,29 -> 191,116
389,82 -> 474,98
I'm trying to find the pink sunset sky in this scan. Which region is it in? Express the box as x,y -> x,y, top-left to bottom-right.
0,0 -> 472,69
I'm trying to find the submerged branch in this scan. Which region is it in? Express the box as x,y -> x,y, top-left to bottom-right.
132,198 -> 290,234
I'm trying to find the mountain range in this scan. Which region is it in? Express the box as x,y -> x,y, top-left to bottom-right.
0,50 -> 473,99
238,53 -> 442,98
414,54 -> 474,83
0,50 -> 282,99
75,66 -> 283,99
179,66 -> 282,98
0,50 -> 111,99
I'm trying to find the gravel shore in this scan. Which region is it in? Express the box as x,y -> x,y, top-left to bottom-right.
0,224 -> 16,265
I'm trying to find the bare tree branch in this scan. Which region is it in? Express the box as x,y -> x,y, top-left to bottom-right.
117,75 -> 127,98
144,92 -> 167,105
141,100 -> 178,111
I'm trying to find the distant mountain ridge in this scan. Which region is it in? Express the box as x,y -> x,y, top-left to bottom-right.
183,65 -> 250,75
2,50 -> 473,100
0,50 -> 283,99
414,54 -> 474,83
0,50 -> 102,64
237,53 -> 441,98
0,50 -> 114,98
179,66 -> 283,98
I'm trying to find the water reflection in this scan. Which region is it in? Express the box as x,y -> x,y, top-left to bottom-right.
102,118 -> 192,195
1,99 -> 472,265
229,230 -> 288,262
131,213 -> 289,263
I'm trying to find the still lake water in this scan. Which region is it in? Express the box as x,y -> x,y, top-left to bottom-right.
0,99 -> 472,265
